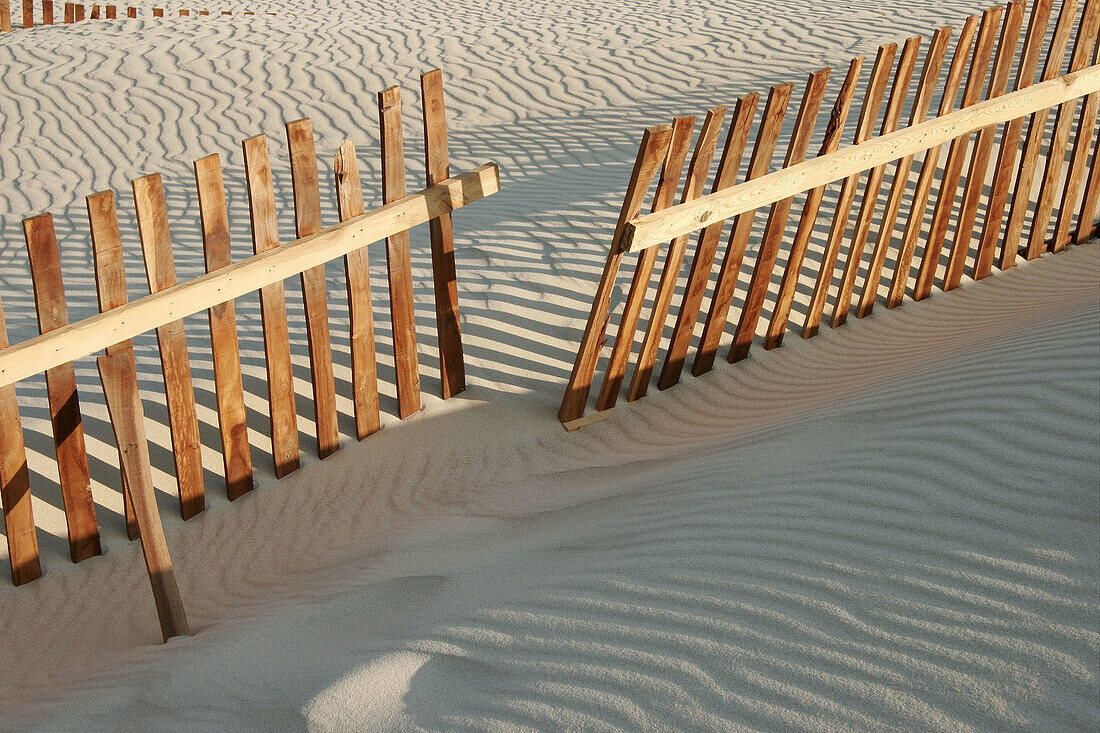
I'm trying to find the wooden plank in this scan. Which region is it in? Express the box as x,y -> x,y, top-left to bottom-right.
1074,104 -> 1100,243
0,163 -> 500,389
106,5 -> 114,19
801,43 -> 897,338
73,2 -> 81,20
1027,0 -> 1100,258
286,118 -> 340,459
126,5 -> 134,17
627,105 -> 727,402
151,6 -> 161,16
1054,39 -> 1100,249
656,93 -> 758,390
90,4 -> 98,19
1001,0 -> 1081,267
43,0 -> 52,24
194,154 -> 253,501
242,134 -> 300,479
557,125 -> 673,424
63,1 -> 72,22
765,57 -> 863,349
913,6 -> 1002,300
97,352 -> 190,643
857,27 -> 952,319
378,86 -> 422,420
830,37 -> 921,328
420,69 -> 466,400
333,140 -> 381,440
886,16 -> 979,308
1,1 -> 11,32
87,189 -> 139,540
729,68 -> 830,362
0,294 -> 41,586
132,174 -> 205,520
694,82 -> 793,374
22,0 -> 30,26
596,115 -> 695,411
23,213 -> 101,563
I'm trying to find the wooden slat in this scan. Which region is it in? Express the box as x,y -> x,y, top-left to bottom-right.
1,1 -> 11,32
1026,0 -> 1100,258
378,86 -> 422,420
420,69 -> 466,400
90,4 -> 98,18
765,57 -> 863,348
242,134 -> 300,479
97,352 -> 190,643
106,4 -> 114,19
0,294 -> 41,586
830,37 -> 921,328
1001,0 -> 1081,267
694,82 -> 793,375
43,0 -> 52,24
286,118 -> 340,459
151,6 -> 161,16
657,93 -> 758,389
730,68 -> 830,362
333,140 -> 381,439
558,125 -> 673,425
63,1 -> 71,22
1054,40 -> 1100,249
73,2 -> 81,20
194,154 -> 253,501
126,5 -> 133,17
596,115 -> 695,411
87,189 -> 139,540
857,27 -> 952,319
627,105 -> 727,402
23,213 -> 101,563
0,164 -> 499,389
887,16 -> 979,308
22,0 -> 30,26
1074,106 -> 1100,242
802,43 -> 897,338
132,174 -> 205,520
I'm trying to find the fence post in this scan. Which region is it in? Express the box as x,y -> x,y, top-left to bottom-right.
73,2 -> 82,20
105,4 -> 113,18
22,0 -> 30,27
1,1 -> 11,32
41,0 -> 50,23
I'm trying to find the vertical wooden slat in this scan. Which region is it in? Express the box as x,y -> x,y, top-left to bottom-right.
1073,110 -> 1100,243
831,37 -> 921,328
22,0 -> 30,26
694,82 -> 794,375
90,4 -> 98,18
420,69 -> 466,400
377,86 -> 422,420
333,140 -> 381,440
97,352 -> 190,643
126,5 -> 134,17
887,15 -> 979,308
0,294 -> 41,586
42,0 -> 52,24
87,190 -> 139,540
73,2 -> 81,20
802,43 -> 897,338
285,118 -> 340,459
179,8 -> 187,15
63,1 -> 72,22
23,213 -> 101,563
857,27 -> 952,319
766,57 -> 863,348
132,174 -> 205,520
151,6 -> 161,16
558,125 -> 673,426
730,68 -> 831,362
941,0 -> 1027,286
1026,0 -> 1100,258
105,4 -> 114,19
242,134 -> 300,478
912,5 -> 1002,300
596,115 -> 695,411
1000,0 -> 1081,267
657,93 -> 758,389
194,154 -> 253,501
627,105 -> 727,402
1053,41 -> 1100,249
1,1 -> 11,32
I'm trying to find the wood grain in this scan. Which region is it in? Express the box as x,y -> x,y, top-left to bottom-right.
1,1 -> 11,32
43,0 -> 53,24
286,118 -> 340,459
194,154 -> 253,500
242,134 -> 300,479
420,69 -> 466,400
1074,100 -> 1100,243
378,86 -> 422,419
133,173 -> 205,520
98,352 -> 190,643
334,140 -> 381,439
1054,40 -> 1100,249
558,125 -> 672,424
23,213 -> 101,563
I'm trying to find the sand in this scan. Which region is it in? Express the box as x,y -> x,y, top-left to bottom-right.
0,0 -> 1097,729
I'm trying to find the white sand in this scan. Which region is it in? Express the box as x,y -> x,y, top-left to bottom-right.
0,1 -> 1097,729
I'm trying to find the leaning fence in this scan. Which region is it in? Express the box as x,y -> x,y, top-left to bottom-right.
0,0 -> 276,29
560,0 -> 1100,430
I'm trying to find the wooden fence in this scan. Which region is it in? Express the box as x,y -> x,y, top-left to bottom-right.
0,69 -> 498,636
560,0 -> 1100,431
0,0 -> 275,29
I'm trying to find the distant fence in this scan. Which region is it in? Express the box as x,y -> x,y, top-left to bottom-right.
0,67 -> 498,629
560,0 -> 1100,430
0,0 -> 276,29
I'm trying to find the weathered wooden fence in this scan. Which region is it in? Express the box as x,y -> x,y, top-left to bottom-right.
0,0 -> 275,29
560,0 -> 1100,430
0,69 -> 498,636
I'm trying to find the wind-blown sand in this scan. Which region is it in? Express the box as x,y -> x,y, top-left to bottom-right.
0,1 -> 1097,729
